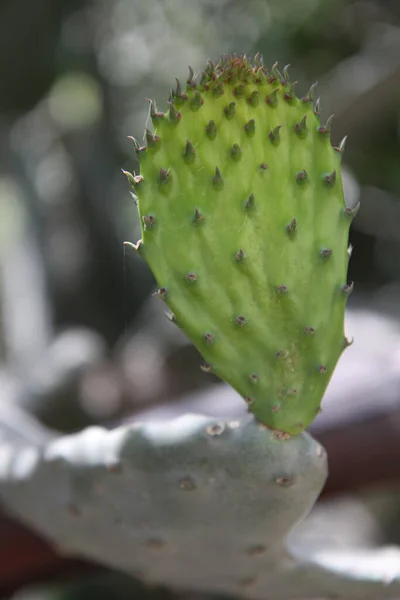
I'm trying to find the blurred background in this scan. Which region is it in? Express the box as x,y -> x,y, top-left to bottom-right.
1,0 -> 400,598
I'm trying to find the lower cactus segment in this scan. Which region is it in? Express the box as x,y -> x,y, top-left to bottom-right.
0,413 -> 327,595
126,55 -> 355,435
1,401 -> 399,597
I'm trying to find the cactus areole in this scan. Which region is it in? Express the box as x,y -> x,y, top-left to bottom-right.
125,55 -> 356,436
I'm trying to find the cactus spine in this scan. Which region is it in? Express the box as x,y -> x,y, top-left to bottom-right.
125,55 -> 355,435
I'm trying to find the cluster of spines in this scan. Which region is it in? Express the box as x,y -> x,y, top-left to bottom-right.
125,64 -> 348,197
123,54 -> 356,434
130,56 -> 325,125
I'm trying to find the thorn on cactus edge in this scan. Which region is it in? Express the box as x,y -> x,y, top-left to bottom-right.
147,99 -> 165,123
319,365 -> 327,374
142,215 -> 155,229
344,336 -> 354,348
249,373 -> 259,383
318,114 -> 334,135
122,170 -> 143,188
339,135 -> 348,151
284,81 -> 297,101
187,65 -> 195,86
345,202 -> 360,218
254,52 -> 263,68
152,287 -> 167,300
301,81 -> 318,104
324,170 -> 336,187
334,135 -> 347,155
200,362 -> 212,373
341,281 -> 354,297
165,312 -> 177,323
127,136 -> 146,154
268,61 -> 279,84
123,239 -> 143,253
282,64 -> 290,83
206,58 -> 216,74
174,77 -> 182,97
146,129 -> 159,148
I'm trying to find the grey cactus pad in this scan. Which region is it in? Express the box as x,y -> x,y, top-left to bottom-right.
0,412 -> 399,598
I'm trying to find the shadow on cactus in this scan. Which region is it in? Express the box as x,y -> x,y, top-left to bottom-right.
124,54 -> 357,436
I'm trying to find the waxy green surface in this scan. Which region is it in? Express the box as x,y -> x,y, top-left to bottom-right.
126,56 -> 355,434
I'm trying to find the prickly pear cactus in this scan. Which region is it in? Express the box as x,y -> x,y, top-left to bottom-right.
1,409 -> 400,599
125,55 -> 356,435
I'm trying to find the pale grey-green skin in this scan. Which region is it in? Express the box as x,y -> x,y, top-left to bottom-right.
0,406 -> 399,599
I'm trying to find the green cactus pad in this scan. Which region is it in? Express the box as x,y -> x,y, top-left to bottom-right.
126,55 -> 355,435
